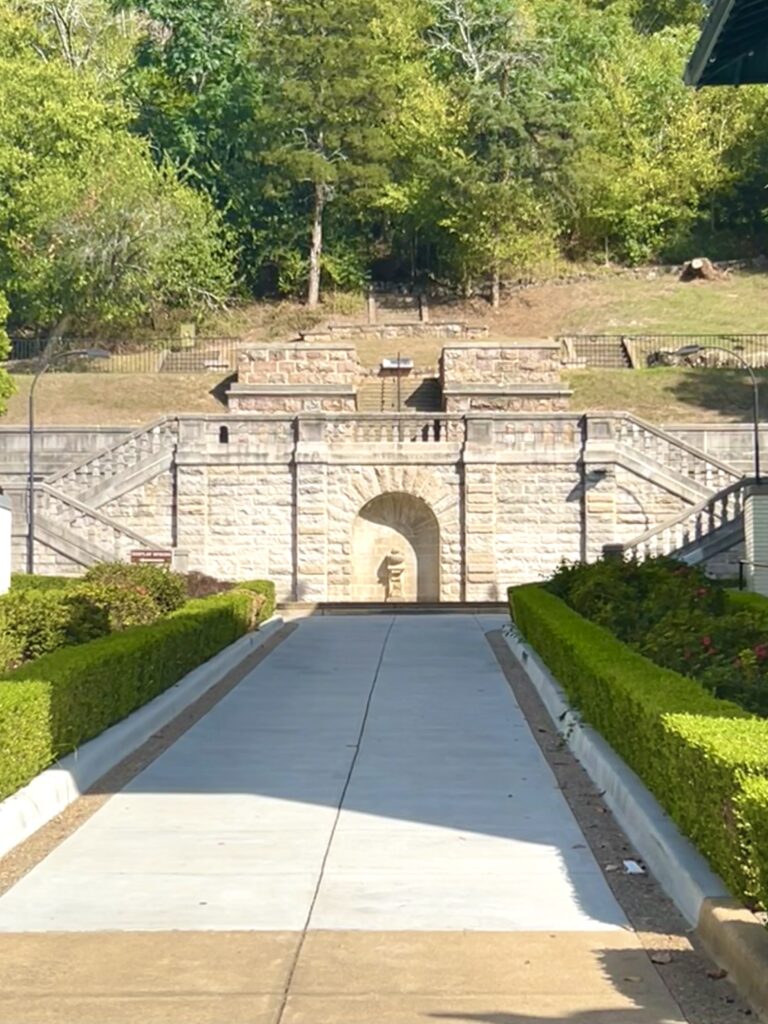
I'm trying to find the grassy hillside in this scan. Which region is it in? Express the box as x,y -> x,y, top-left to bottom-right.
5,270 -> 768,426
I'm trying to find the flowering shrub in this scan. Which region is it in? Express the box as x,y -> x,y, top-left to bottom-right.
547,558 -> 768,716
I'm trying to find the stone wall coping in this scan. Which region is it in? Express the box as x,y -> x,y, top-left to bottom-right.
665,423 -> 768,433
228,384 -> 357,396
443,385 -> 573,397
240,342 -> 358,354
0,426 -> 131,435
442,339 -> 559,350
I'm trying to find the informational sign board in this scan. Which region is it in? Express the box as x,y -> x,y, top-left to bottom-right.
130,549 -> 173,566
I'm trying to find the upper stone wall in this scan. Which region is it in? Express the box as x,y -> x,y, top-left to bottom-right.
228,343 -> 358,413
441,341 -> 571,413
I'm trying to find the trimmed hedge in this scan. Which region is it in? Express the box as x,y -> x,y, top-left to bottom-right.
727,589 -> 768,620
234,579 -> 276,622
510,584 -> 768,909
0,583 -> 273,802
10,574 -> 77,592
736,777 -> 768,910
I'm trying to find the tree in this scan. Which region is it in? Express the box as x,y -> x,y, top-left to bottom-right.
425,0 -> 571,303
253,0 -> 428,305
0,292 -> 16,418
0,6 -> 235,333
563,14 -> 735,263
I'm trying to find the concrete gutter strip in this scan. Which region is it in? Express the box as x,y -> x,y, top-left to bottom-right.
502,628 -> 768,1022
0,616 -> 284,859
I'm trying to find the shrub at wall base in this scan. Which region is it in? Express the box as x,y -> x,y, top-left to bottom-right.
509,584 -> 768,910
0,582 -> 274,802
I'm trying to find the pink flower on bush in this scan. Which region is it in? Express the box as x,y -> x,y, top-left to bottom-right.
701,635 -> 712,647
753,644 -> 768,662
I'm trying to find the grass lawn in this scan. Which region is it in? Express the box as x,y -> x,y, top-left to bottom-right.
3,373 -> 229,426
566,367 -> 768,423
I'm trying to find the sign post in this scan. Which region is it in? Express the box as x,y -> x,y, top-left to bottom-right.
130,549 -> 173,566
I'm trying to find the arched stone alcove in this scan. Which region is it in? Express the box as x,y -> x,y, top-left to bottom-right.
351,492 -> 440,602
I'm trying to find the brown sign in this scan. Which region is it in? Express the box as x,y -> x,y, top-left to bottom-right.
130,549 -> 173,566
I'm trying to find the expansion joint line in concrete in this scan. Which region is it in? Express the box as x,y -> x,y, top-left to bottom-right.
273,614 -> 397,1024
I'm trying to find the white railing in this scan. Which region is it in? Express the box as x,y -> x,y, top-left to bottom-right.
35,483 -> 162,556
47,417 -> 178,495
324,415 -> 466,445
614,479 -> 747,560
614,414 -> 740,492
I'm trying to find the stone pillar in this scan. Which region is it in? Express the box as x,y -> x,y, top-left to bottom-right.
463,418 -> 498,600
744,484 -> 768,594
0,494 -> 10,593
174,420 -> 208,573
295,418 -> 329,602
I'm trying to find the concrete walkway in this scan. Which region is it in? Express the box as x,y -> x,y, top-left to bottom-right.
0,615 -> 686,1023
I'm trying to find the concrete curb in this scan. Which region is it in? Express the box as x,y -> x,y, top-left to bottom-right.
502,627 -> 768,1022
0,616 -> 285,860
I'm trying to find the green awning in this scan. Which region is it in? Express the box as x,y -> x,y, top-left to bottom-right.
685,0 -> 768,86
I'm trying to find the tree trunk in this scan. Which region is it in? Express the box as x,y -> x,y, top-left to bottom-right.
491,267 -> 501,309
307,182 -> 325,308
680,257 -> 723,282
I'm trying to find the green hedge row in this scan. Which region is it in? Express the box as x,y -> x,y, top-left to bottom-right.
0,583 -> 274,802
10,574 -> 77,592
726,589 -> 768,620
509,584 -> 768,910
235,579 -> 276,621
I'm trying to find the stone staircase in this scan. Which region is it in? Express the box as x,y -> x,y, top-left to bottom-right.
588,414 -> 742,505
17,418 -> 181,571
357,376 -> 443,413
607,479 -> 747,566
569,337 -> 632,369
47,417 -> 179,503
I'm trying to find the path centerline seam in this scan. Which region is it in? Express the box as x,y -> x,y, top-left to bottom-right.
273,613 -> 398,1024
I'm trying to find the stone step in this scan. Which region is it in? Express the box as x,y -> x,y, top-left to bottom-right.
573,339 -> 631,369
357,376 -> 443,413
279,601 -> 508,615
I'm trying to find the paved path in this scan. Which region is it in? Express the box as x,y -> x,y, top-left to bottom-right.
0,615 -> 686,1023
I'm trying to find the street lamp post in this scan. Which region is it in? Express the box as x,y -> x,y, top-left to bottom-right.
671,344 -> 761,484
27,347 -> 110,574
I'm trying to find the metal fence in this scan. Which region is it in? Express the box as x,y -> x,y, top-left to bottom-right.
4,336 -> 250,374
558,333 -> 768,370
7,332 -> 768,375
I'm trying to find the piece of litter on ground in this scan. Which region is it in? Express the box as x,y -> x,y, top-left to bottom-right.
707,968 -> 728,980
650,951 -> 672,965
623,859 -> 646,874
605,864 -> 619,872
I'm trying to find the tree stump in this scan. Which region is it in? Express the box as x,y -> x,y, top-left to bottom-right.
680,257 -> 724,282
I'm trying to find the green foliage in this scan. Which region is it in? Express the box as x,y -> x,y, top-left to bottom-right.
0,5 -> 235,334
548,558 -> 768,716
509,584 -> 768,908
0,291 -> 15,415
735,776 -> 768,911
84,562 -> 186,614
10,573 -> 78,592
0,588 -> 110,669
3,0 -> 768,320
233,579 -> 276,622
0,585 -> 271,800
73,581 -> 159,631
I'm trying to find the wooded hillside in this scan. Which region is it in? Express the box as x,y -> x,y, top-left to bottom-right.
2,0 -> 767,338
